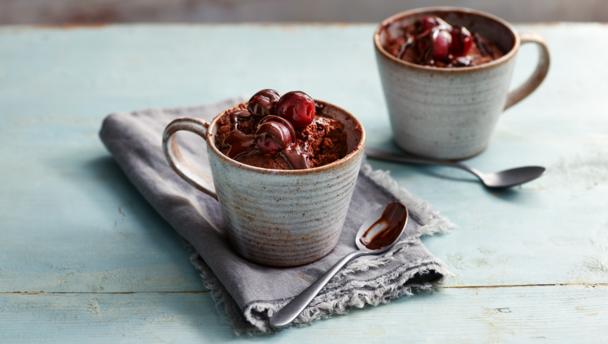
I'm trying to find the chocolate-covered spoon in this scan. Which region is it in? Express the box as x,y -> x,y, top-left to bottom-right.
366,147 -> 545,189
269,202 -> 408,329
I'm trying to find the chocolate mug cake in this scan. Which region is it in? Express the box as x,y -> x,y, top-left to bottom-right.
215,89 -> 356,170
162,89 -> 365,266
374,8 -> 550,159
380,15 -> 504,68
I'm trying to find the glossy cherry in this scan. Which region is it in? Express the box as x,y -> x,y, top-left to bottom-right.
417,16 -> 450,33
248,89 -> 280,117
275,91 -> 316,129
431,29 -> 452,62
418,16 -> 440,32
255,115 -> 296,155
450,26 -> 473,57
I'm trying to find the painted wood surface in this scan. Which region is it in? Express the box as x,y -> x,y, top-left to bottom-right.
0,23 -> 607,342
1,286 -> 607,343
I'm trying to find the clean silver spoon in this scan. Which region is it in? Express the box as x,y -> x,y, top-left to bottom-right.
269,202 -> 408,329
366,147 -> 545,189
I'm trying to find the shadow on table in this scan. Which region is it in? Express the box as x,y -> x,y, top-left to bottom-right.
402,165 -> 542,204
409,165 -> 478,184
366,140 -> 542,204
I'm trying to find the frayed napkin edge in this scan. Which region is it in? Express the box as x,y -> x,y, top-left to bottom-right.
192,249 -> 449,335
189,162 -> 455,335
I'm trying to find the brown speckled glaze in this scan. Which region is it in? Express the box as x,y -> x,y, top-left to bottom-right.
163,100 -> 365,267
374,7 -> 550,159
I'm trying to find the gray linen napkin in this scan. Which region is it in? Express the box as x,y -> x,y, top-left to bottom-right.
99,99 -> 453,334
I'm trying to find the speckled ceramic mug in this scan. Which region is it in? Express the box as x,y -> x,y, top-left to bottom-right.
162,101 -> 365,267
374,7 -> 550,159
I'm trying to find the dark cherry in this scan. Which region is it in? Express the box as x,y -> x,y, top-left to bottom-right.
417,16 -> 450,33
450,26 -> 473,57
418,16 -> 440,32
229,109 -> 251,129
247,89 -> 280,117
275,91 -> 316,129
431,29 -> 452,62
259,115 -> 296,138
255,115 -> 296,155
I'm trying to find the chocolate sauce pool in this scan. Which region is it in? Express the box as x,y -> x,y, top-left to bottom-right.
359,202 -> 408,250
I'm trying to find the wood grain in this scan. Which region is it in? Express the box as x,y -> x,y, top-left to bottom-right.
1,286 -> 606,343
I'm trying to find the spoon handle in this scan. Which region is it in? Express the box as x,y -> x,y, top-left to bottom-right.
269,250 -> 366,328
365,148 -> 477,176
366,147 -> 458,167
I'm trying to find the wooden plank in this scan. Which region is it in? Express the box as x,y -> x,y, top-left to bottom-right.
0,119 -> 204,292
1,286 -> 607,343
0,24 -> 607,295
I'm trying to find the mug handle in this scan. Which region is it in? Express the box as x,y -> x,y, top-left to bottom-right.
162,117 -> 218,200
504,33 -> 551,110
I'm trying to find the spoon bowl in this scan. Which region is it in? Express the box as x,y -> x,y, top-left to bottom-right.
269,202 -> 409,328
365,147 -> 545,189
356,202 -> 408,251
479,166 -> 546,188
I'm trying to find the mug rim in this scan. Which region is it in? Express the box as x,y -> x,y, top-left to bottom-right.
373,6 -> 520,73
205,100 -> 366,175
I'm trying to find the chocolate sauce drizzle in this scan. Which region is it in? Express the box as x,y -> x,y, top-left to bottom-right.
281,145 -> 310,169
360,202 -> 407,250
221,109 -> 312,169
223,130 -> 255,159
223,109 -> 256,159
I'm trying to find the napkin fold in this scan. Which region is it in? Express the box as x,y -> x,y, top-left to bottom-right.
99,99 -> 453,334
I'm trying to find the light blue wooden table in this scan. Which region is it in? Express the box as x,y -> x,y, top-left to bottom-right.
1,23 -> 607,343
